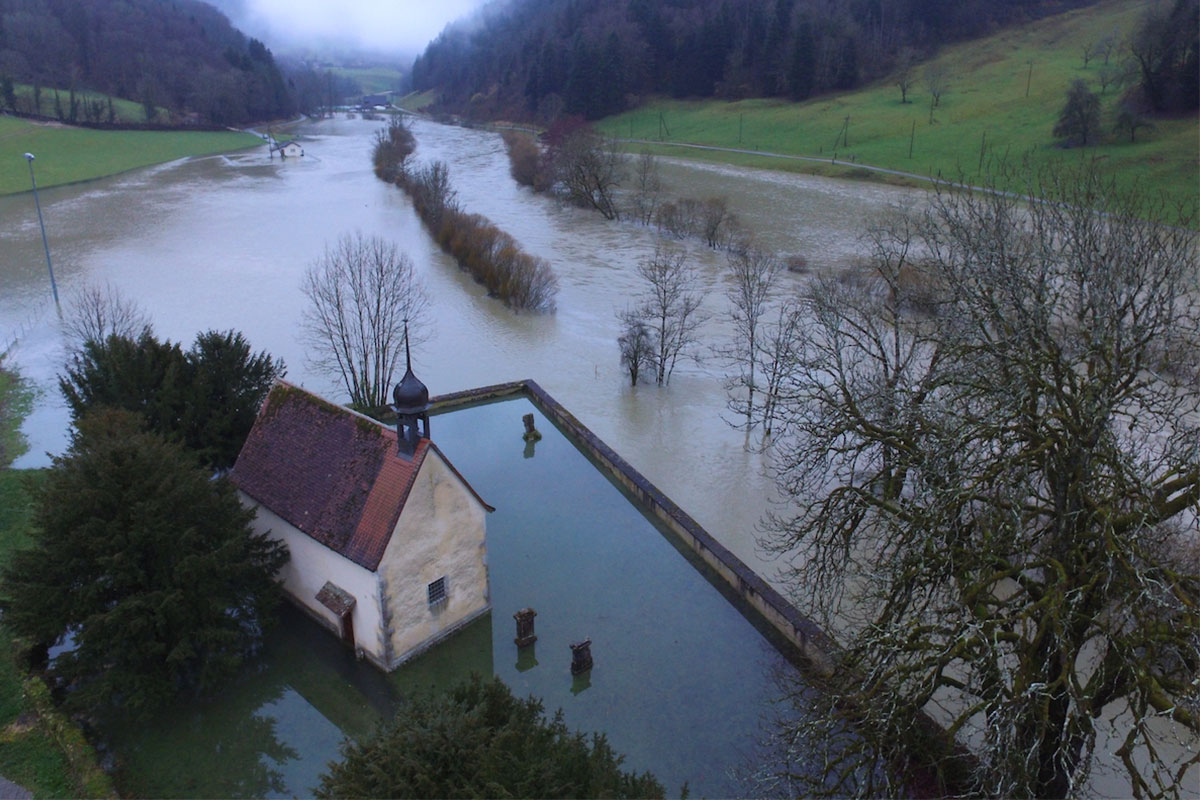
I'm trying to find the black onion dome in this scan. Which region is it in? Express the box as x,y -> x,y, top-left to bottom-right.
393,367 -> 429,412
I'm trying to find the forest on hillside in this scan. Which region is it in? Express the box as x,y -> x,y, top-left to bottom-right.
413,0 -> 1198,123
0,0 -> 293,124
412,0 -> 1099,120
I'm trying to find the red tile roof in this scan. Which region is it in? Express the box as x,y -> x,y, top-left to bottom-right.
230,382 -> 481,571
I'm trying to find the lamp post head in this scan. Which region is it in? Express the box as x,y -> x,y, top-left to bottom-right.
23,153 -> 34,161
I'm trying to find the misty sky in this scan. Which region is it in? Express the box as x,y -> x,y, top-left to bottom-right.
237,0 -> 491,55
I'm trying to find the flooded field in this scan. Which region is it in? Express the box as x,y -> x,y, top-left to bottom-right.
0,114 -> 922,581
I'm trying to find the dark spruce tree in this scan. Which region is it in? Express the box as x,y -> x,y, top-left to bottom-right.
0,409 -> 288,719
317,676 -> 665,799
59,329 -> 283,471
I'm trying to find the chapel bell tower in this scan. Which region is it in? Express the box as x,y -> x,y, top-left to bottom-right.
391,326 -> 429,456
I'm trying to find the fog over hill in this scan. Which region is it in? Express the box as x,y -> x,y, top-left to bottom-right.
201,0 -> 494,61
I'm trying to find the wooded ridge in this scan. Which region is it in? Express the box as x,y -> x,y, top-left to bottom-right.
412,0 -> 1106,121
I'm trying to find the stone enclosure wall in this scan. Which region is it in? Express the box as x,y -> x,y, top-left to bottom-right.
429,379 -> 837,676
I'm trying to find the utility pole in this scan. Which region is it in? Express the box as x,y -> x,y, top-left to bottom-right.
22,153 -> 59,305
1025,60 -> 1033,98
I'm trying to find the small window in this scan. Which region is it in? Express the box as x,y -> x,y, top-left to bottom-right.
427,576 -> 447,607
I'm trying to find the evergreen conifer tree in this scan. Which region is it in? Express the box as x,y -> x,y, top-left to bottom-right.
317,676 -> 665,799
0,409 -> 288,719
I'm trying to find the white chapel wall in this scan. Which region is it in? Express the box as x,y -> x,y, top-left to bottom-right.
239,496 -> 385,663
377,450 -> 490,666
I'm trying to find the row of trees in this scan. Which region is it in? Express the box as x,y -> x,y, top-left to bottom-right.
413,0 -> 1102,121
503,122 -> 624,220
504,124 -> 747,255
374,119 -> 559,312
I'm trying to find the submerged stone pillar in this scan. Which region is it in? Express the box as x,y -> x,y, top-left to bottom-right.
522,413 -> 542,442
570,638 -> 593,675
514,608 -> 538,647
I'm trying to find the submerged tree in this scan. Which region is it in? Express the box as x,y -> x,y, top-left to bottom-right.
720,244 -> 783,430
0,409 -> 288,719
317,676 -> 664,799
629,149 -> 663,227
301,232 -> 430,411
617,310 -> 656,387
626,246 -> 708,387
548,120 -> 625,220
760,163 -> 1199,798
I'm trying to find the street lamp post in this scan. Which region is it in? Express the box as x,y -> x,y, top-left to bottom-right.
23,152 -> 59,305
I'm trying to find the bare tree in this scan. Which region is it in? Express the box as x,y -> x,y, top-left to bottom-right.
301,233 -> 431,411
699,197 -> 739,250
1081,39 -> 1098,68
552,127 -> 625,220
1114,100 -> 1156,143
655,198 -> 701,239
1054,79 -> 1102,147
62,281 -> 151,354
759,163 -> 1199,798
755,296 -> 804,438
894,47 -> 917,103
1097,29 -> 1121,64
616,310 -> 655,386
629,246 -> 708,386
628,150 -> 662,226
923,64 -> 948,123
1098,57 -> 1136,95
721,244 -> 783,430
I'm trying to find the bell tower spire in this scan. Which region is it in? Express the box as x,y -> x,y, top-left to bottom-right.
390,320 -> 430,456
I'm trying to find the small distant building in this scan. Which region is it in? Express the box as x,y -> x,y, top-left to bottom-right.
230,361 -> 492,671
361,93 -> 388,108
271,140 -> 304,158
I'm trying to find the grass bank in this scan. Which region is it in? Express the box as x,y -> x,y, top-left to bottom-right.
0,116 -> 261,195
0,363 -> 112,798
599,0 -> 1198,215
0,470 -> 113,799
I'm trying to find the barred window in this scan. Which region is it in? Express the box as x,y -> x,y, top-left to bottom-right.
427,576 -> 447,607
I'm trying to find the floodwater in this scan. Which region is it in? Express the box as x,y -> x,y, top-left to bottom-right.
106,396 -> 806,798
0,114 -> 923,584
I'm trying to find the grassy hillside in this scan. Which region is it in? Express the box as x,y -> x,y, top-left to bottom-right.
8,82 -> 166,123
0,116 -> 261,195
599,0 -> 1198,213
331,67 -> 405,96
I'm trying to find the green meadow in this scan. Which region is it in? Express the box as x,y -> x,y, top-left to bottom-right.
9,82 -> 162,123
0,115 -> 261,195
599,0 -> 1198,212
332,66 -> 405,96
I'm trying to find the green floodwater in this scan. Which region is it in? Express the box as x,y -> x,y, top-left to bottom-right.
105,397 -> 806,797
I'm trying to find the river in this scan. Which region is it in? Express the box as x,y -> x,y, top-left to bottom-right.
0,114 -> 922,586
